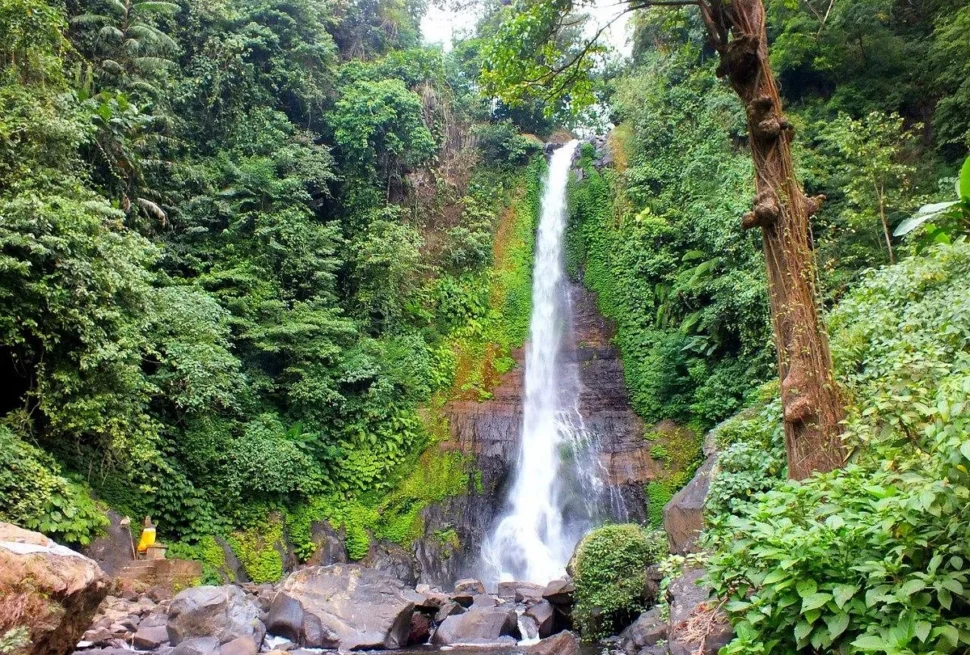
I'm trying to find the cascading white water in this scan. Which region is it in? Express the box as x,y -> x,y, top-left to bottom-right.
481,140 -> 601,584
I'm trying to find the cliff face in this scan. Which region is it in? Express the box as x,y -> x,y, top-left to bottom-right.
415,281 -> 660,586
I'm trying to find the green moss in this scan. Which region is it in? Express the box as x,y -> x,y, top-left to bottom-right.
645,481 -> 673,528
433,527 -> 460,557
228,514 -> 285,583
167,535 -> 226,585
649,444 -> 670,462
573,524 -> 668,640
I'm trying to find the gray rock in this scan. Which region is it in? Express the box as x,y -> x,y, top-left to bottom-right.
414,590 -> 448,612
170,637 -> 220,655
431,607 -> 520,646
541,579 -> 575,606
0,522 -> 111,655
667,568 -> 732,655
663,445 -> 716,554
644,564 -> 663,604
518,615 -> 539,642
453,578 -> 486,595
265,593 -> 303,642
619,608 -> 667,654
215,537 -> 248,584
527,631 -> 581,655
218,637 -> 256,655
81,628 -> 112,646
497,581 -> 544,603
132,625 -> 169,650
361,540 -> 419,586
140,613 -> 168,629
280,564 -> 418,650
81,511 -> 133,577
434,600 -> 465,623
470,594 -> 499,608
407,612 -> 432,646
166,585 -> 264,646
300,614 -> 338,649
525,600 -> 555,638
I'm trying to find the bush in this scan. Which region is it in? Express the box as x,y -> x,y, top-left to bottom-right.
573,524 -> 668,639
706,242 -> 970,654
0,427 -> 106,545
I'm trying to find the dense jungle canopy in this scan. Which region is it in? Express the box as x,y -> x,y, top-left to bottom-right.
2,0 -> 970,650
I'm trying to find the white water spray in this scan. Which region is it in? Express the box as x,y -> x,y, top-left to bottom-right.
481,140 -> 607,584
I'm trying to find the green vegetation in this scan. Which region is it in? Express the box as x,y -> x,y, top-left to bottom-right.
566,61 -> 769,431
0,427 -> 108,545
0,0 -> 544,557
228,514 -> 286,584
167,536 -> 226,585
707,241 -> 970,653
573,524 -> 668,640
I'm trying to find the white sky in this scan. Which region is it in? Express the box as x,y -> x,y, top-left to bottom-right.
420,0 -> 633,57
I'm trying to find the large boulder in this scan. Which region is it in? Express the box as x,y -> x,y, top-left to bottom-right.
666,568 -> 732,655
0,522 -> 111,655
525,600 -> 555,638
265,593 -> 303,642
541,578 -> 575,606
166,585 -> 264,646
281,564 -> 419,650
430,607 -> 520,646
663,436 -> 716,554
498,581 -> 544,603
527,631 -> 581,655
618,607 -> 667,654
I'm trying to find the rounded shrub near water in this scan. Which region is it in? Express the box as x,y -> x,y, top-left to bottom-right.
572,523 -> 668,640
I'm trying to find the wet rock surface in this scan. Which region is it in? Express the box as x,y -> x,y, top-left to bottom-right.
663,435 -> 717,555
430,607 -> 520,646
166,585 -> 264,647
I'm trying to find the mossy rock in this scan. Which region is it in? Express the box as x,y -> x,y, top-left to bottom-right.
572,524 -> 667,640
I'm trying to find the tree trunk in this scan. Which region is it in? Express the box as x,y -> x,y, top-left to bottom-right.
877,185 -> 895,263
699,0 -> 846,479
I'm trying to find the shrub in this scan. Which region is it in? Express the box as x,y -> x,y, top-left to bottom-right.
706,242 -> 970,654
228,515 -> 286,584
0,427 -> 106,545
573,524 -> 668,640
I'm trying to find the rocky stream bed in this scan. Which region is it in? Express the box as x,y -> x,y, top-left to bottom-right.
1,511 -> 730,655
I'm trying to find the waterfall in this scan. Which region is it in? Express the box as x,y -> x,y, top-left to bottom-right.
481,140 -> 611,584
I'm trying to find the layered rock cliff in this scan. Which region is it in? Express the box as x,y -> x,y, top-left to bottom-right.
414,280 -> 661,585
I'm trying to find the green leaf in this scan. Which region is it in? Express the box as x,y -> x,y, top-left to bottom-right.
960,440 -> 970,462
763,569 -> 789,585
801,592 -> 833,612
852,634 -> 889,651
915,621 -> 932,643
832,584 -> 858,609
795,620 -> 813,641
901,579 -> 926,595
797,579 -> 818,598
826,612 -> 850,640
935,624 -> 959,647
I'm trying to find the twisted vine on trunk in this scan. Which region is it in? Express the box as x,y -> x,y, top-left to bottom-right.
699,0 -> 846,478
